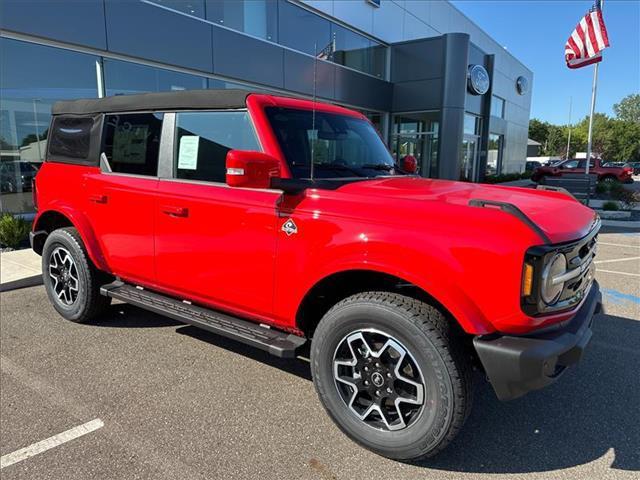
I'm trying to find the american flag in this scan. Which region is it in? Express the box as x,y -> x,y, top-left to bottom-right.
316,37 -> 336,61
565,0 -> 610,69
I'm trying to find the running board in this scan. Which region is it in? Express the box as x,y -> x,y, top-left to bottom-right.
100,281 -> 306,358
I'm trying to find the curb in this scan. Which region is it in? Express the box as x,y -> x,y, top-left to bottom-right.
0,274 -> 43,293
600,219 -> 640,229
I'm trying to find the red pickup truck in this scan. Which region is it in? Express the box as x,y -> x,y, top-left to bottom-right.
31,90 -> 601,461
532,157 -> 634,183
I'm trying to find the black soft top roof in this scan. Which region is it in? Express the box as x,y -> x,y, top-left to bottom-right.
52,89 -> 254,115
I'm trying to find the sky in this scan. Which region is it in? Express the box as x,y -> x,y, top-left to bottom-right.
450,0 -> 640,125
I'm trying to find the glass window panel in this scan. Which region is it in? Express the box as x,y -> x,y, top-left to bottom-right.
332,24 -> 370,75
331,24 -> 386,78
464,113 -> 481,135
486,133 -> 503,176
391,112 -> 439,177
491,95 -> 505,118
175,111 -> 260,183
370,43 -> 387,79
393,112 -> 439,135
0,38 -> 98,215
206,0 -> 277,42
102,113 -> 163,176
104,59 -> 207,96
149,0 -> 205,17
48,116 -> 94,160
278,0 -> 331,57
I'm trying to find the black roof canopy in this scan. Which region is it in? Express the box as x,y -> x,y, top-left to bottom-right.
52,89 -> 254,115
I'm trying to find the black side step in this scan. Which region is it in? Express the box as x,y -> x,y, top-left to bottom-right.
100,281 -> 306,358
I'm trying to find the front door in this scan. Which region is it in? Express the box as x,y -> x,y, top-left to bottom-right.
460,135 -> 479,182
85,112 -> 163,284
154,110 -> 279,319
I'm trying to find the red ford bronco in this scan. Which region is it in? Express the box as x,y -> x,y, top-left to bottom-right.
32,90 -> 602,461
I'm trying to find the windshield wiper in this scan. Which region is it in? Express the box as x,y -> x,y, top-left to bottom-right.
360,163 -> 394,171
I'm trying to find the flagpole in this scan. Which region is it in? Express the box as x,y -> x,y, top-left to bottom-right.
585,62 -> 598,177
565,96 -> 572,160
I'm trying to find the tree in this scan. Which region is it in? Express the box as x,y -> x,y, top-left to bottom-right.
528,118 -> 550,144
613,94 -> 640,124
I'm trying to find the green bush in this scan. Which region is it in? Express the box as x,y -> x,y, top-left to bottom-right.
595,182 -> 609,194
611,187 -> 639,209
484,172 -> 527,184
602,201 -> 619,211
0,213 -> 32,249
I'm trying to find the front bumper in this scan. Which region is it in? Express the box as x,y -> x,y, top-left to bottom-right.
473,280 -> 602,401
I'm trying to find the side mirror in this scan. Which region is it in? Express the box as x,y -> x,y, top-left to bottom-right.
226,150 -> 280,189
401,155 -> 418,174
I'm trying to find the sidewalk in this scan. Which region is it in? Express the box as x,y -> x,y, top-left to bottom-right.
0,248 -> 43,292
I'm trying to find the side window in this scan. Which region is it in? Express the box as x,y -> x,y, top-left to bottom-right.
48,115 -> 95,161
102,113 -> 163,176
174,111 -> 260,183
563,160 -> 578,169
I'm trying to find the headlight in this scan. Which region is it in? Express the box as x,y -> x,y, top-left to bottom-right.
541,253 -> 567,304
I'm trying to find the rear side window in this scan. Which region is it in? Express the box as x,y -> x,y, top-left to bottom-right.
102,113 -> 163,176
48,116 -> 95,160
175,111 -> 259,183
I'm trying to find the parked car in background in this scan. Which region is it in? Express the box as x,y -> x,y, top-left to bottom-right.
532,158 -> 634,184
525,160 -> 542,171
0,161 -> 38,193
626,161 -> 640,175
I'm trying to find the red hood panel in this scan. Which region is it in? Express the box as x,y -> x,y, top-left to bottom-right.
337,177 -> 597,244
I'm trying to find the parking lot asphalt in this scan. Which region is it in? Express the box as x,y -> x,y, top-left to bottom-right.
1,231 -> 638,480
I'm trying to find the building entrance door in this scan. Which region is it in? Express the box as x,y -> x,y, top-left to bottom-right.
460,135 -> 479,182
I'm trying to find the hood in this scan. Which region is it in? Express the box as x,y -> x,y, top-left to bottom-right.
336,177 -> 598,244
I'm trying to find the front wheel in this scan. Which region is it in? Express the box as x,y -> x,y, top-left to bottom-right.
42,227 -> 111,323
310,292 -> 472,461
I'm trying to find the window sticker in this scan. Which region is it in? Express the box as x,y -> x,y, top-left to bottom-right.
178,135 -> 200,170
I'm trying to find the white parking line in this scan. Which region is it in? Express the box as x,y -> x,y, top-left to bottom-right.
594,256 -> 640,265
597,269 -> 640,277
598,242 -> 640,248
0,419 -> 104,469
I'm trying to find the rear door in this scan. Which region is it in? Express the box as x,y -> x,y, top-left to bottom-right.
154,110 -> 280,319
84,112 -> 163,285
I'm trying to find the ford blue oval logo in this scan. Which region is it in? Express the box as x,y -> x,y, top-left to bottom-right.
467,64 -> 490,95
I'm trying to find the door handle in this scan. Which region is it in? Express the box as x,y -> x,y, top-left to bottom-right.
161,205 -> 189,218
89,194 -> 108,204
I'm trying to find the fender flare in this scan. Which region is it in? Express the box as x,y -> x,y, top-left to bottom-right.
34,205 -> 109,272
297,261 -> 493,335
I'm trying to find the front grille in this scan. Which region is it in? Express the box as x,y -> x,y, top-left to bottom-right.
551,234 -> 597,312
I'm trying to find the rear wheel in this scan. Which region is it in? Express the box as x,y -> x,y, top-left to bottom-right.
310,292 -> 472,461
42,227 -> 111,323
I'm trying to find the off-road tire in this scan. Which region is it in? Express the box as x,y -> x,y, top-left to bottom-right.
42,227 -> 111,323
311,292 -> 472,461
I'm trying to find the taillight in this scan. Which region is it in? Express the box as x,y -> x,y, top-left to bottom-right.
32,177 -> 38,210
623,167 -> 632,173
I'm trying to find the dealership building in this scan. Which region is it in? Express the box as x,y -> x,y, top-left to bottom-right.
0,0 -> 533,216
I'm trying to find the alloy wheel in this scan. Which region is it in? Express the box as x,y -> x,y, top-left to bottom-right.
48,246 -> 79,306
333,329 -> 425,431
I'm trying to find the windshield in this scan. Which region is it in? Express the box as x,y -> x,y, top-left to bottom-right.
265,107 -> 396,179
